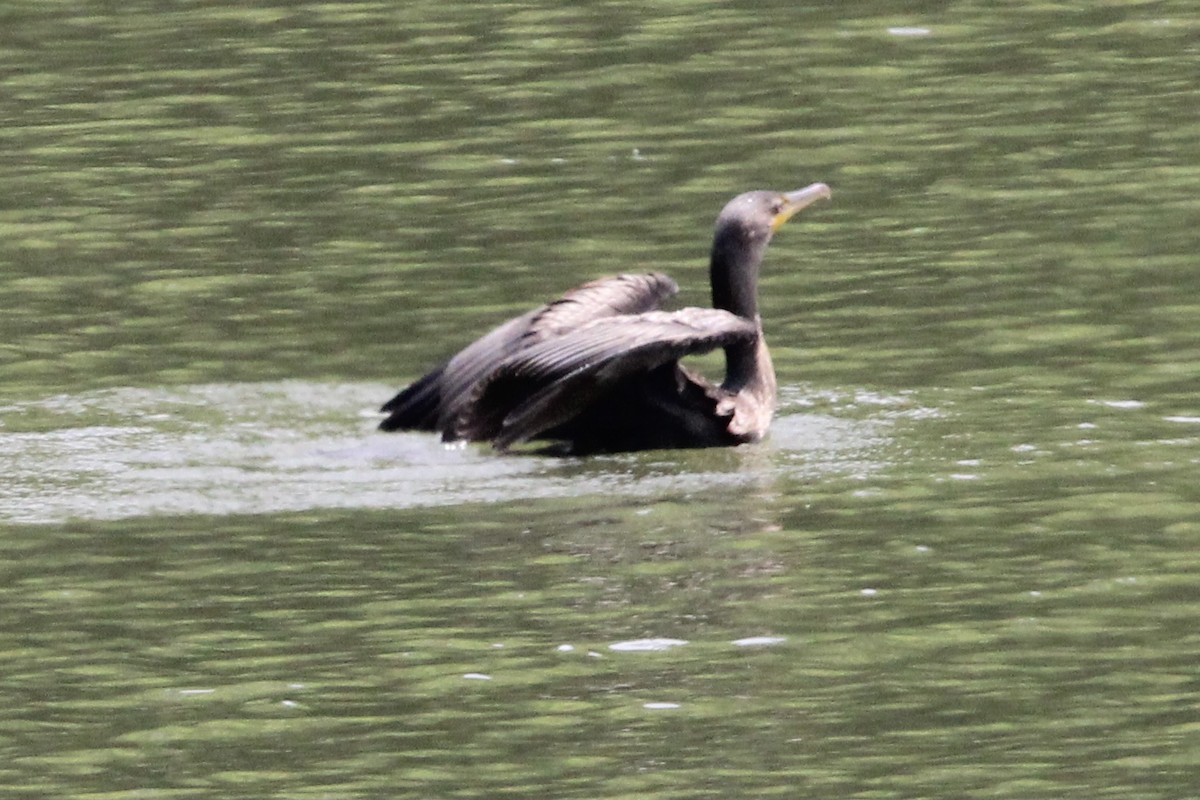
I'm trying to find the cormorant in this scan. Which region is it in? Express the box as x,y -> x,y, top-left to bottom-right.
379,183 -> 831,454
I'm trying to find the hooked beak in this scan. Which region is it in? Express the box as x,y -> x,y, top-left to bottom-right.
771,182 -> 832,231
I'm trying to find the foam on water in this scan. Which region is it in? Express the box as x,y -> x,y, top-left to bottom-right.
0,381 -> 904,524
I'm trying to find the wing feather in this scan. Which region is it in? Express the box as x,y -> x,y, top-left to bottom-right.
524,273 -> 678,341
455,308 -> 757,447
379,273 -> 677,433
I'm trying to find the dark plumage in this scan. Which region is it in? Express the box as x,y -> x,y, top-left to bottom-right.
379,183 -> 831,454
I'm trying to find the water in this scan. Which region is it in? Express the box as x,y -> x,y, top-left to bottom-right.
3,1 -> 1200,797
0,381 -> 902,523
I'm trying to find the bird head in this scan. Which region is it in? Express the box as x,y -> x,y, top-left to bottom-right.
715,183 -> 832,243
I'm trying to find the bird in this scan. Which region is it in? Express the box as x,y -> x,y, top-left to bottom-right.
378,183 -> 831,455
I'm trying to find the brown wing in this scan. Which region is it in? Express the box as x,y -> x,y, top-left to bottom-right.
379,273 -> 678,432
452,308 -> 758,449
523,272 -> 680,341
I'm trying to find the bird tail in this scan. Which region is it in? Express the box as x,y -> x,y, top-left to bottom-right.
379,365 -> 445,431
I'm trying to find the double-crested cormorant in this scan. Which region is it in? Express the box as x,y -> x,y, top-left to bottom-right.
379,183 -> 831,454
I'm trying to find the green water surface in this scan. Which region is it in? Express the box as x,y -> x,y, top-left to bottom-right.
2,1 -> 1198,798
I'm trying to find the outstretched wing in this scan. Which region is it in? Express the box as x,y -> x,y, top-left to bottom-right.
379,310 -> 536,431
452,308 -> 758,449
379,273 -> 678,432
525,272 -> 679,342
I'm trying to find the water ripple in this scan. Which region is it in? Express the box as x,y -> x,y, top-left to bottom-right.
0,381 -> 898,524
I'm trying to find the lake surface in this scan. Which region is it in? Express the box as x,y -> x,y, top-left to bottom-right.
2,1 -> 1199,797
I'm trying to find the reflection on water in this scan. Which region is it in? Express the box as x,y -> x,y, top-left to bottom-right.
0,381 -> 903,524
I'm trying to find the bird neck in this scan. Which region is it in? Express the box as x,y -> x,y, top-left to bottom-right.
710,229 -> 770,392
710,234 -> 761,320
